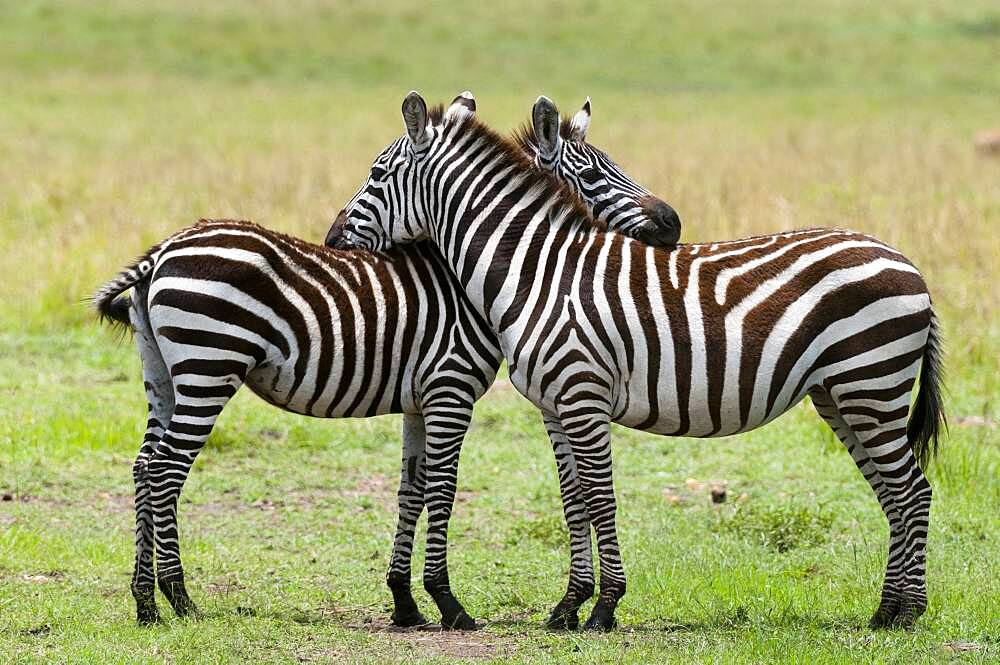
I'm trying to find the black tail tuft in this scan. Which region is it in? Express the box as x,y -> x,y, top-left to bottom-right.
96,293 -> 133,331
908,310 -> 947,468
92,251 -> 158,335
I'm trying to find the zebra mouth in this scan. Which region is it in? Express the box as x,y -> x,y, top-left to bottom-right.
325,209 -> 350,249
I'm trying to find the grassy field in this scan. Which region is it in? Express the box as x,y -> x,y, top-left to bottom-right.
2,1 -> 999,662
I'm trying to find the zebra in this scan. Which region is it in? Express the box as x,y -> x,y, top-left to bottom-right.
334,91 -> 946,631
92,94 -> 680,628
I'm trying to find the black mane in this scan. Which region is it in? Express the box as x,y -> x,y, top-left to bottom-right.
444,112 -> 604,233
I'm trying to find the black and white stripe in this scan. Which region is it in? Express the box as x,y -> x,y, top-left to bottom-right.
337,91 -> 945,631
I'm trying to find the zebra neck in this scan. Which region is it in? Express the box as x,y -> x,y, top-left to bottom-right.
430,173 -> 598,334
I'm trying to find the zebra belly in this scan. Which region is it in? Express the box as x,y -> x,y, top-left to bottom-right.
613,386 -> 809,438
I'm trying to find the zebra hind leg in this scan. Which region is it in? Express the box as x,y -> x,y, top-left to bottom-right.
822,381 -> 933,629
419,398 -> 476,630
149,369 -> 244,619
129,291 -> 174,624
541,412 -> 594,630
386,414 -> 430,627
811,389 -> 907,627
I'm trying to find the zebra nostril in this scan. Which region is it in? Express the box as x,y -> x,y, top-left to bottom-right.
649,199 -> 680,230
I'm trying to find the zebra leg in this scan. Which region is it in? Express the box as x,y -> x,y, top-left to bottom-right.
419,398 -> 476,630
811,389 -> 907,627
149,374 -> 241,618
892,462 -> 933,629
386,414 -> 429,627
829,387 -> 933,629
129,294 -> 174,625
556,409 -> 623,632
541,412 -> 594,630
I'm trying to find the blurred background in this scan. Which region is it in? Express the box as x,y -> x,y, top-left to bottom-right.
2,2 -> 999,659
2,1 -> 998,346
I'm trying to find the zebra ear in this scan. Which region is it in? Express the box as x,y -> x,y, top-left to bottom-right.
402,91 -> 430,148
532,95 -> 561,161
445,90 -> 476,121
568,97 -> 591,141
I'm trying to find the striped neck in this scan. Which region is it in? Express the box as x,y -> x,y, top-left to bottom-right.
424,117 -> 604,330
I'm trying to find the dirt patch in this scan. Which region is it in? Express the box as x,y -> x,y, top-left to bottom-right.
19,571 -> 65,583
341,474 -> 395,513
204,577 -> 247,595
185,489 -> 340,515
662,478 -> 747,506
356,617 -> 514,660
940,642 -> 983,653
0,491 -> 133,513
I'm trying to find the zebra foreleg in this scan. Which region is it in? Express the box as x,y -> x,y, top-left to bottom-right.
556,408 -> 624,631
541,412 -> 594,630
386,414 -> 430,627
419,398 -> 476,630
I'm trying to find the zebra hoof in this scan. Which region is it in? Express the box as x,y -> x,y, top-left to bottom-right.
133,585 -> 160,625
158,579 -> 200,618
890,594 -> 927,630
391,609 -> 429,628
441,610 -> 477,631
582,604 -> 617,632
545,606 -> 580,631
136,602 -> 161,626
868,608 -> 898,630
868,591 -> 906,630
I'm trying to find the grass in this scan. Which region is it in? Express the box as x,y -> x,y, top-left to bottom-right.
2,1 -> 999,662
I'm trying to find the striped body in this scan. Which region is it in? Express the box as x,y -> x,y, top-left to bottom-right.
338,98 -> 944,631
146,221 -> 497,419
498,227 -> 930,438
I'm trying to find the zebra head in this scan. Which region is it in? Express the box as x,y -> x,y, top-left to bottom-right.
328,91 -> 477,251
327,92 -> 682,251
516,96 -> 681,248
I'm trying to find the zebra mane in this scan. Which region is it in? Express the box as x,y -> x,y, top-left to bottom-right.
445,113 -> 603,234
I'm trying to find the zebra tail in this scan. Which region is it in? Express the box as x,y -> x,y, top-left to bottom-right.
908,309 -> 947,468
91,249 -> 158,333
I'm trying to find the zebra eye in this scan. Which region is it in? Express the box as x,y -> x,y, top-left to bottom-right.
370,166 -> 389,182
579,168 -> 602,183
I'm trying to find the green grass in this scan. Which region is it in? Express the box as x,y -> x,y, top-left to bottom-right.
2,1 -> 999,662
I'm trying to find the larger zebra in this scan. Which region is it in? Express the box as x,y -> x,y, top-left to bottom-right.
335,91 -> 946,631
93,94 -> 679,628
